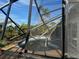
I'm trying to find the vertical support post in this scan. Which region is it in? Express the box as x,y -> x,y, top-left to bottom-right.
62,0 -> 66,59
24,0 -> 33,49
1,1 -> 12,40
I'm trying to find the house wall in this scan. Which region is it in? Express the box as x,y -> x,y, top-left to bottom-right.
65,0 -> 79,58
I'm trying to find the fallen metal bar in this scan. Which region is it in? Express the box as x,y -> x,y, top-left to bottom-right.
9,15 -> 62,40
34,0 -> 50,32
1,2 -> 12,40
31,15 -> 62,31
1,9 -> 25,34
0,0 -> 18,10
10,33 -> 25,40
41,22 -> 60,36
0,2 -> 9,10
42,8 -> 62,16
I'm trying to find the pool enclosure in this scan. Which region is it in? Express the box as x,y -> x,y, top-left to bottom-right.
0,0 -> 79,59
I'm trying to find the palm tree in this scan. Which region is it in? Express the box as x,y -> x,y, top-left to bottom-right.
39,5 -> 50,17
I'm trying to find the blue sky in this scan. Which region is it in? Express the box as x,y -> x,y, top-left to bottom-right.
0,0 -> 62,25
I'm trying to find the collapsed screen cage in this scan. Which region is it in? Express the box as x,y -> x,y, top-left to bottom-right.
0,0 -> 78,59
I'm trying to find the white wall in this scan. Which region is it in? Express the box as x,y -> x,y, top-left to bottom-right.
65,1 -> 79,58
